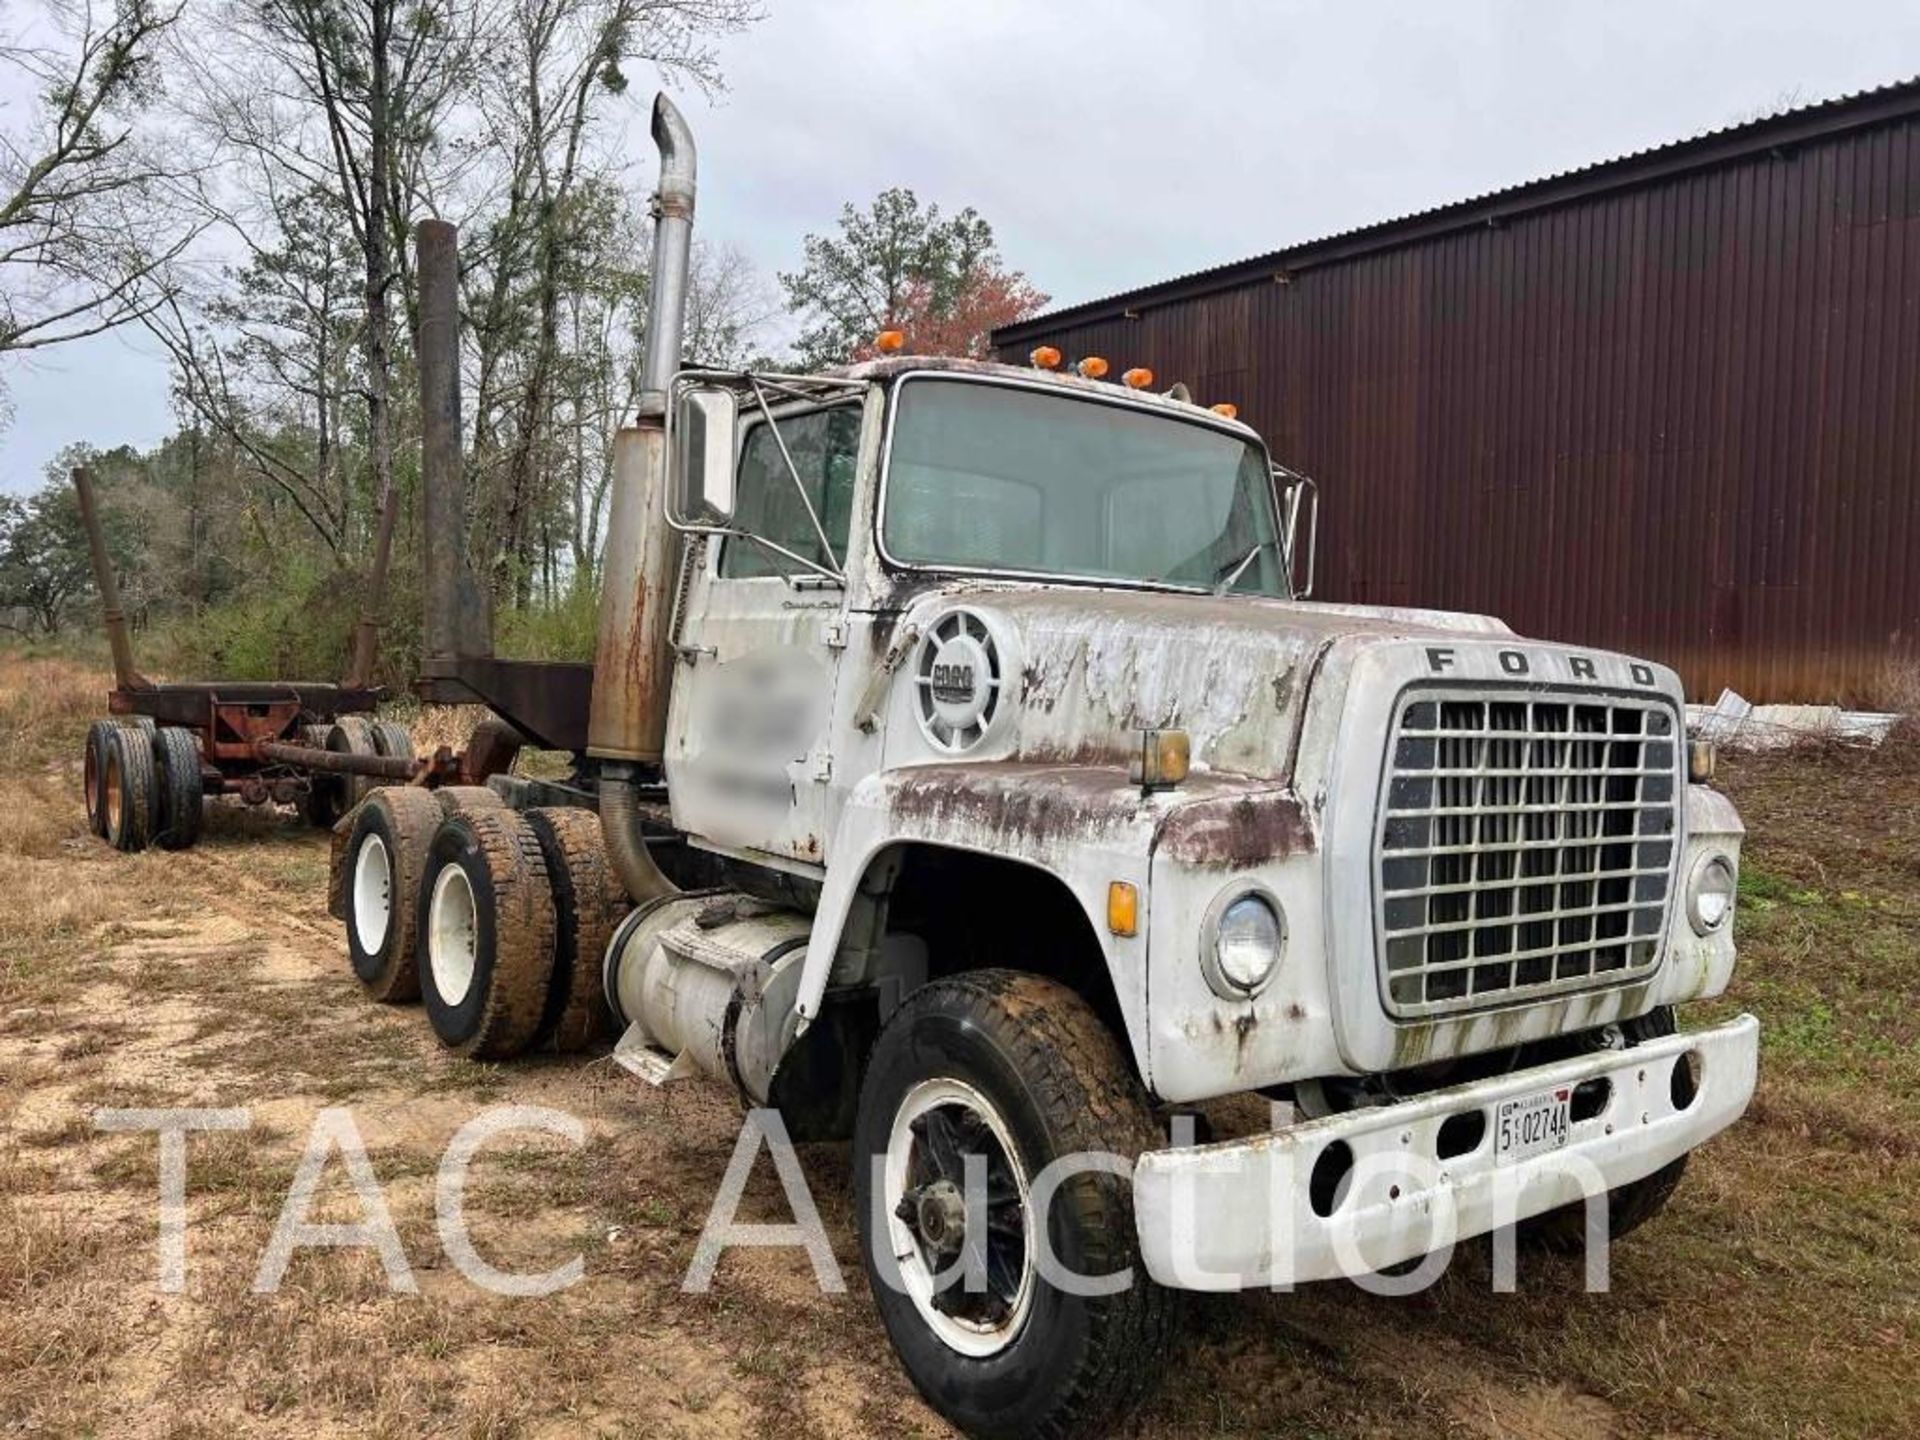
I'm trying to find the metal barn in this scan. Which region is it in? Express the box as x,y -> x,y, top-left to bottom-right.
993,81 -> 1920,704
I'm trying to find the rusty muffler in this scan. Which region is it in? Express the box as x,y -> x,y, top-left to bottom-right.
592,93 -> 697,905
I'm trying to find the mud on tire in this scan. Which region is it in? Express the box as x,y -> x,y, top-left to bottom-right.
417,808 -> 556,1059
853,970 -> 1178,1440
151,726 -> 204,851
343,787 -> 444,1002
525,807 -> 630,1052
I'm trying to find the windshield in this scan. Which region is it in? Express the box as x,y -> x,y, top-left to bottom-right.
881,377 -> 1289,596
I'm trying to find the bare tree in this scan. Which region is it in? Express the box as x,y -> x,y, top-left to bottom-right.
0,0 -> 199,398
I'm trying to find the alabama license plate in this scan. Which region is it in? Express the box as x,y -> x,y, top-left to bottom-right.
1494,1087 -> 1572,1163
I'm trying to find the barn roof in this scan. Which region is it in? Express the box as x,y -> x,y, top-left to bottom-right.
994,75 -> 1920,344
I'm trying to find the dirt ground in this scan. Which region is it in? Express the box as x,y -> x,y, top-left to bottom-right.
2,653 -> 1915,1439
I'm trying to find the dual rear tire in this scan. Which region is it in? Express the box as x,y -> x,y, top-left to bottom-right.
337,794 -> 627,1060
85,720 -> 200,852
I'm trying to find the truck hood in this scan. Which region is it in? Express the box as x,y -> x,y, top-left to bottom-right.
900,583 -> 1515,781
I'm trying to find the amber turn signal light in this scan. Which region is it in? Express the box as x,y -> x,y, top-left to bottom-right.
1030,345 -> 1062,369
1107,881 -> 1139,938
1122,367 -> 1154,389
1130,728 -> 1191,791
875,329 -> 906,353
1076,355 -> 1110,379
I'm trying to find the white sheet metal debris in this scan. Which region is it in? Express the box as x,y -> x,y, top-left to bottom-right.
1686,688 -> 1903,749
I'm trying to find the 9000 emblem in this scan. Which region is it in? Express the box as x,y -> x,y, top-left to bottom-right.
914,610 -> 1004,753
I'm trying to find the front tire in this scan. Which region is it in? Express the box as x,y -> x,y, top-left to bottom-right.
853,970 -> 1176,1440
1522,1007 -> 1691,1251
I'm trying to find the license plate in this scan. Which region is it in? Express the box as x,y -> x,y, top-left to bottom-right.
1494,1087 -> 1572,1163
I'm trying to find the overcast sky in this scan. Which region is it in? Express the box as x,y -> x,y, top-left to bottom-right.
4,0 -> 1917,493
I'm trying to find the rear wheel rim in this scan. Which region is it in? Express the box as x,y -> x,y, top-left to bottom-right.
428,864 -> 478,1005
105,750 -> 123,835
882,1077 -> 1035,1358
352,833 -> 393,954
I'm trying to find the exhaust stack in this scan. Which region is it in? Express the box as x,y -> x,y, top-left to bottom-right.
593,93 -> 696,904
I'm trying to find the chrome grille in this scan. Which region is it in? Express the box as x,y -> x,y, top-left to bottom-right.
1375,690 -> 1679,1019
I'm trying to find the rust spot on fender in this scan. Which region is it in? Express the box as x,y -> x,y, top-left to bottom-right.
885,763 -> 1146,853
1157,790 -> 1314,870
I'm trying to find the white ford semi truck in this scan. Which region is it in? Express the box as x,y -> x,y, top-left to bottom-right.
334,95 -> 1759,1438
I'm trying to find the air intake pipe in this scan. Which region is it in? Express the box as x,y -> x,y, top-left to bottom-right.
593,94 -> 696,905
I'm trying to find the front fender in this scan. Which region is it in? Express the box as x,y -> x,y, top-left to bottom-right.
795,762 -> 1170,1085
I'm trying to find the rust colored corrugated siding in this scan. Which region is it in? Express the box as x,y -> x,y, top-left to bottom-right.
998,115 -> 1920,705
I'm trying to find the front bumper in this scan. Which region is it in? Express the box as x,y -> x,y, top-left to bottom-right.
1134,1014 -> 1759,1290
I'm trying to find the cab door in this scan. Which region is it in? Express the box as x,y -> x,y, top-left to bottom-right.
665,399 -> 865,866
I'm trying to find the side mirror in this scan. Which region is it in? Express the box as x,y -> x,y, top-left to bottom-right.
674,386 -> 738,523
1275,467 -> 1319,599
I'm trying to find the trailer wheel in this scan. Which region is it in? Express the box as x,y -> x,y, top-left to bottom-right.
525,807 -> 629,1052
300,722 -> 344,828
102,723 -> 158,853
326,716 -> 380,811
370,721 -> 415,763
342,787 -> 442,1002
151,727 -> 204,851
417,808 -> 556,1058
853,970 -> 1177,1440
83,720 -> 121,836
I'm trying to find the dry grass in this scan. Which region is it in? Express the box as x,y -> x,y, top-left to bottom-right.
0,647 -> 1915,1438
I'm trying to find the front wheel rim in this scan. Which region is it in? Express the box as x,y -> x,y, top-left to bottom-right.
427,864 -> 478,1005
352,833 -> 393,954
882,1077 -> 1036,1358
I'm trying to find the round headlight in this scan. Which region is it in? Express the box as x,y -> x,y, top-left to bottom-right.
1206,891 -> 1285,997
1688,854 -> 1737,935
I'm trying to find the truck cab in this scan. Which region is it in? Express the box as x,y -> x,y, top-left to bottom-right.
337,95 -> 1759,1440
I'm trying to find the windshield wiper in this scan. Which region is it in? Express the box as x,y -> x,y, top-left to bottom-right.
1212,541 -> 1266,596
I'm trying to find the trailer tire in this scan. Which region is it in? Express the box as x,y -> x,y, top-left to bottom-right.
417,808 -> 556,1058
326,716 -> 380,811
102,723 -> 158,853
342,787 -> 442,1002
525,807 -> 629,1052
84,720 -> 121,836
853,969 -> 1178,1440
370,721 -> 415,762
151,727 -> 204,851
300,723 -> 345,828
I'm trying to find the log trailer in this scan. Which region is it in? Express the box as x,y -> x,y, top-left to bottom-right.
327,95 -> 1761,1438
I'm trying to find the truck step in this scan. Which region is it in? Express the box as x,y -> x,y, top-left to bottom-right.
611,1023 -> 699,1086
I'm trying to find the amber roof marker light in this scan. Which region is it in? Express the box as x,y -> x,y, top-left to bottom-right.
1076,356 -> 1110,379
875,329 -> 906,354
1210,402 -> 1239,420
1122,367 -> 1154,389
1030,345 -> 1062,369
